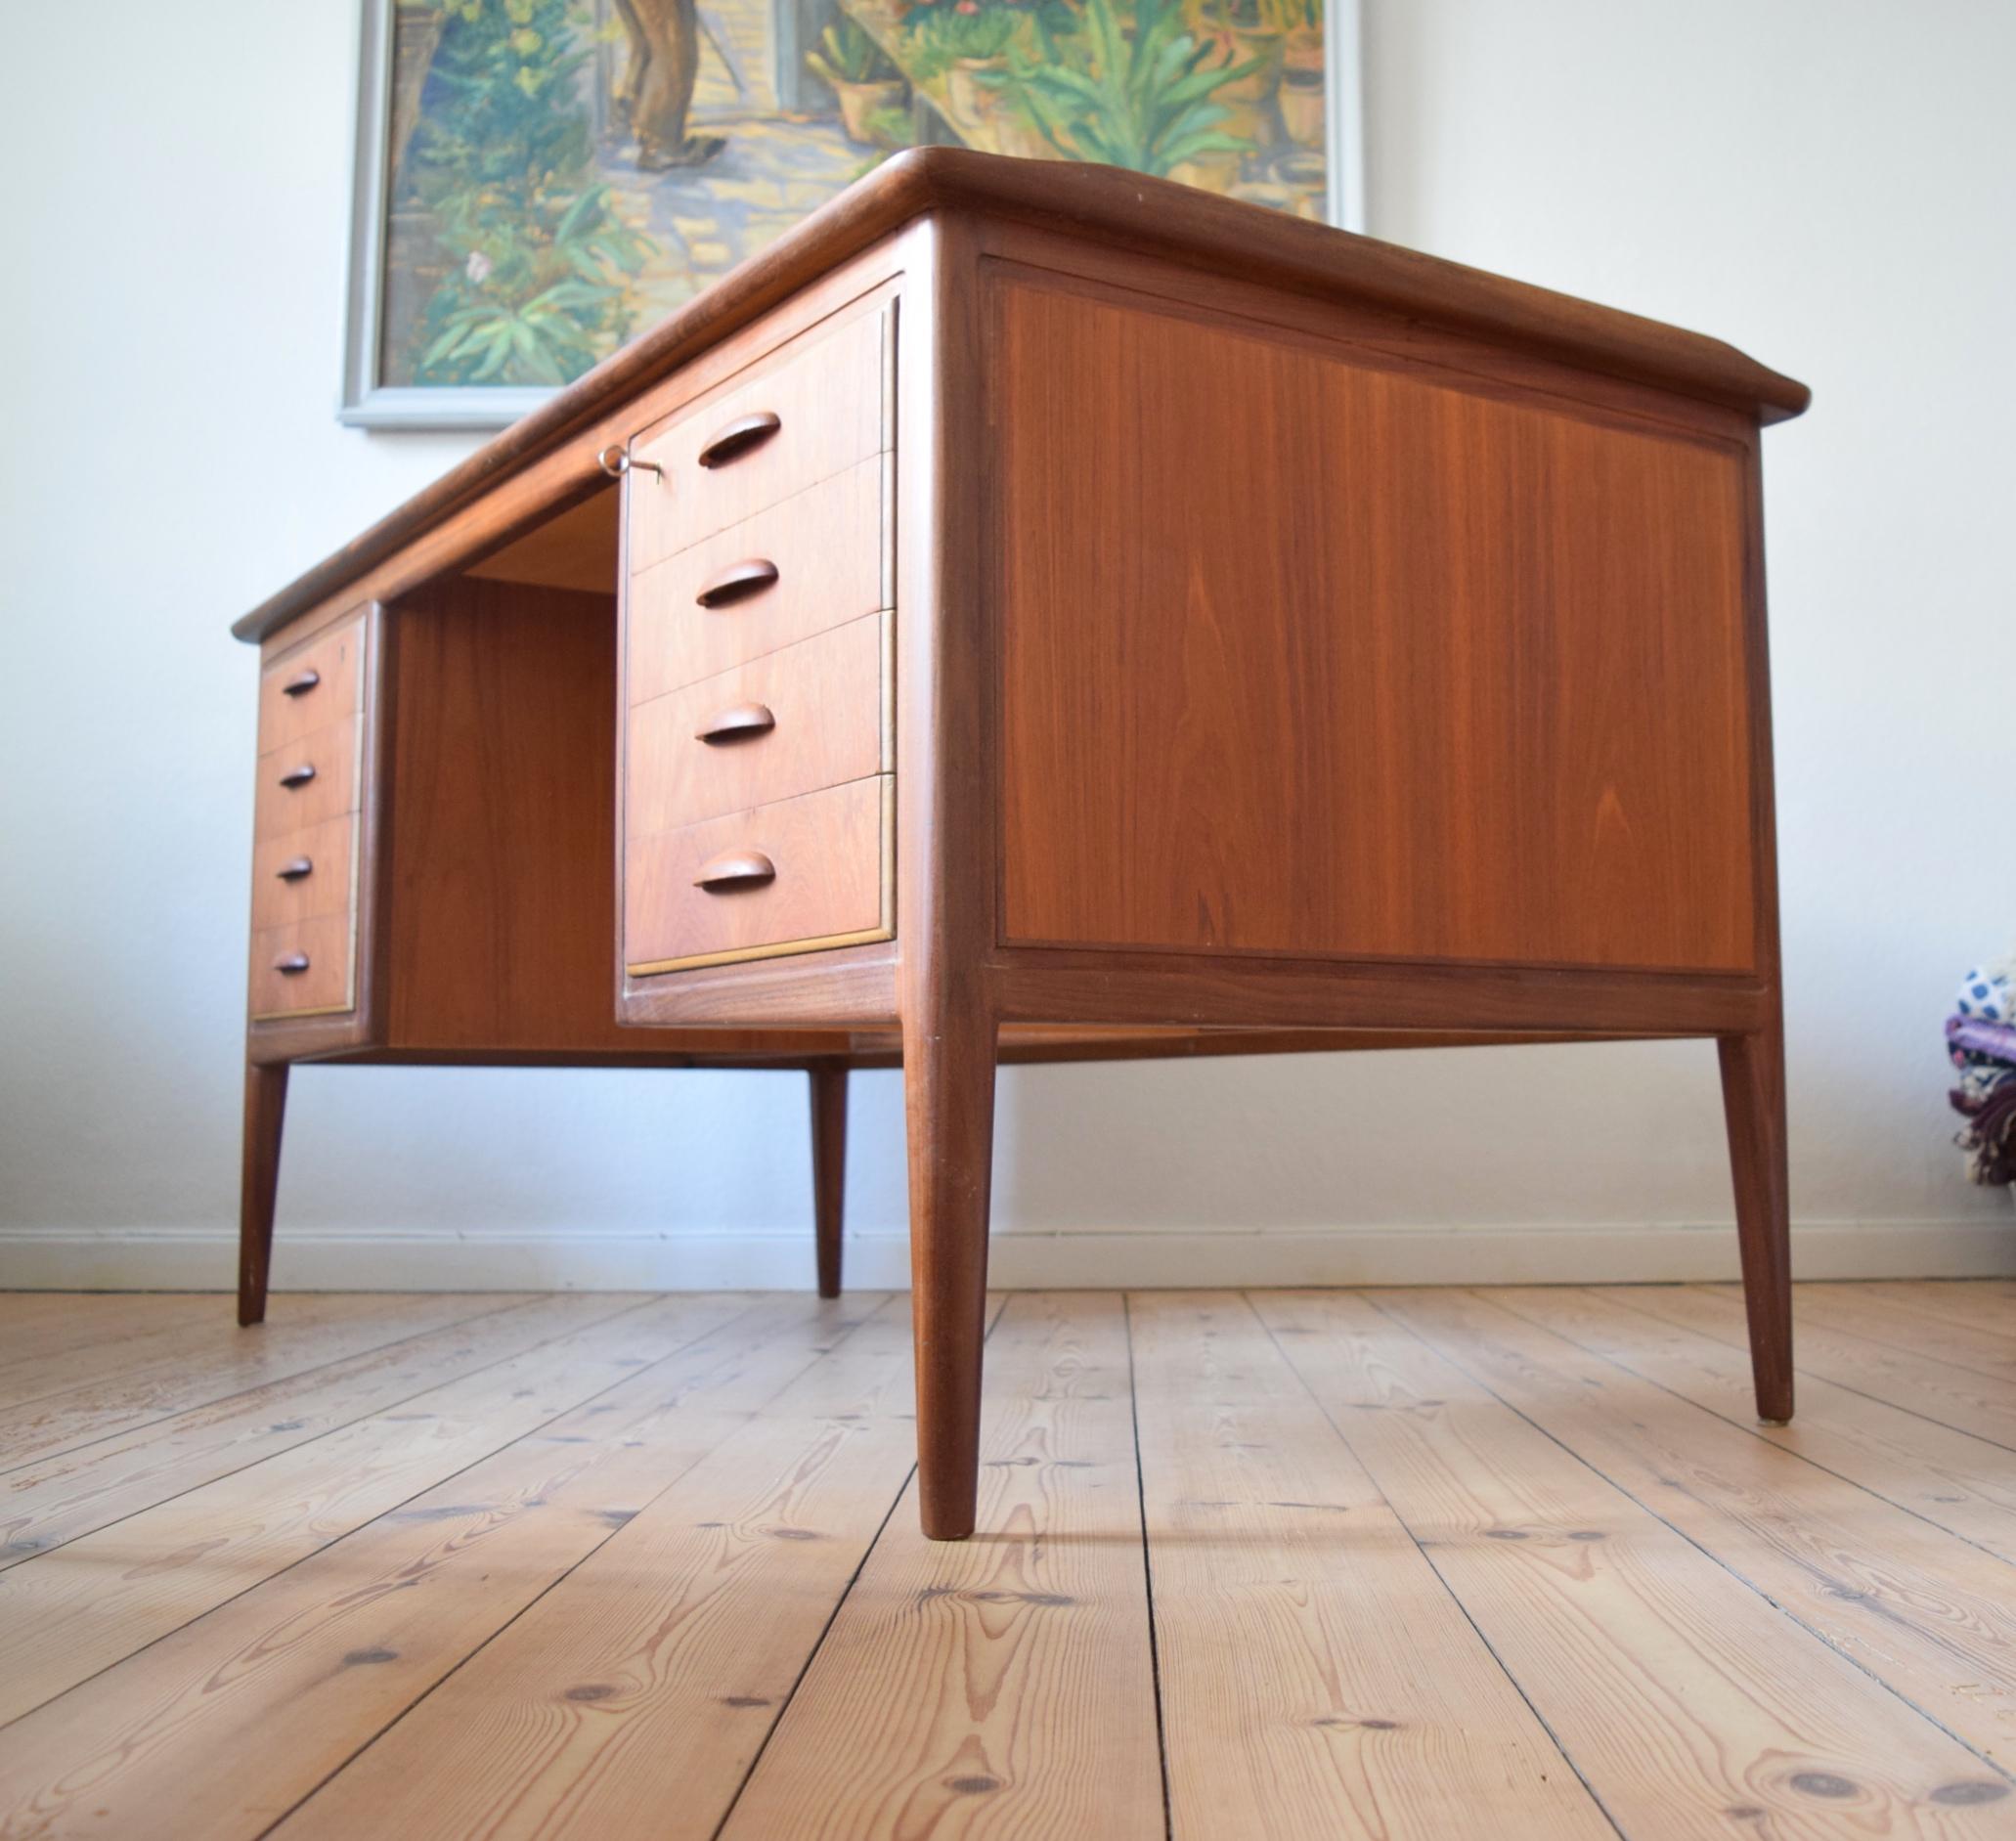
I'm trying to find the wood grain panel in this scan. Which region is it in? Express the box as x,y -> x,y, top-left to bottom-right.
250,814 -> 356,931
626,454 -> 887,704
723,1293 -> 1163,1841
382,577 -> 636,1054
466,488 -> 620,593
627,304 -> 889,575
995,272 -> 1758,973
627,612 -> 886,834
257,615 -> 365,753
1127,1292 -> 1610,1841
1255,1289 -> 2014,1834
625,775 -> 889,974
252,714 -> 360,841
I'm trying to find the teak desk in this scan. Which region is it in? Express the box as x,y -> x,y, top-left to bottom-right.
234,150 -> 1809,1539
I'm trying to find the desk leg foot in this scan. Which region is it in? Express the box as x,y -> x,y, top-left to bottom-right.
811,1063 -> 848,1299
239,1061 -> 289,1327
1718,1022 -> 1792,1423
904,1003 -> 996,1542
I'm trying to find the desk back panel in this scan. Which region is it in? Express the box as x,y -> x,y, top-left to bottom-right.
994,272 -> 1759,975
382,576 -> 638,1053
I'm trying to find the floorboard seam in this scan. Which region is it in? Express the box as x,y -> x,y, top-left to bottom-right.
1595,1288 -> 2016,1457
0,1293 -> 670,1570
1121,1293 -> 1175,1841
707,1293 -> 1012,1839
1254,1292 -> 1630,1841
0,1297 -> 538,1478
1481,1289 -> 2016,1571
0,1296 -> 776,1736
245,1293 -> 888,1841
1362,1292 -> 2016,1785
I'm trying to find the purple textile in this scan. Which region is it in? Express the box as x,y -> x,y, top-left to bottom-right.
1960,1079 -> 2016,1185
1946,1013 -> 2016,1063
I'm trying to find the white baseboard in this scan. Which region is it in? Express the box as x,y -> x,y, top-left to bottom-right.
2,1218 -> 2011,1292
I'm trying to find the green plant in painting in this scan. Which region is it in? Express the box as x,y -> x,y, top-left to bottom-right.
408,0 -> 650,385
1000,0 -> 1256,177
903,0 -> 1028,82
1253,0 -> 1320,30
806,16 -> 898,86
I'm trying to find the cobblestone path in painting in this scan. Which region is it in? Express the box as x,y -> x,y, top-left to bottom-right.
600,0 -> 881,324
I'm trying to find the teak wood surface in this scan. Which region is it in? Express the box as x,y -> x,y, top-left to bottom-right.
5,1286 -> 2014,1839
231,152 -> 1809,1541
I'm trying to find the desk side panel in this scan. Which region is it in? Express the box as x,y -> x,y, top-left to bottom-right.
993,268 -> 1760,976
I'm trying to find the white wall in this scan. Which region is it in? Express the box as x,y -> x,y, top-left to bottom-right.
3,0 -> 2011,1290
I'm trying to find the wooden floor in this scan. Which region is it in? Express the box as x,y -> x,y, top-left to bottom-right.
1,1285 -> 2014,1837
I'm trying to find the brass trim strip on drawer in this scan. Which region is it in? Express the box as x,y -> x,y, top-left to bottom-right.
626,924 -> 893,979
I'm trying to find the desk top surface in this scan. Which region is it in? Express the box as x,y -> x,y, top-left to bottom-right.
237,148 -> 1808,644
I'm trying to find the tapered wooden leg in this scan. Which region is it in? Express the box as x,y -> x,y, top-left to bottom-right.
1718,1022 -> 1792,1423
810,1062 -> 849,1299
239,1061 -> 289,1327
902,1002 -> 997,1541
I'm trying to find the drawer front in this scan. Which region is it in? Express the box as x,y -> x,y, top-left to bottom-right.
248,914 -> 354,1017
257,619 -> 365,753
626,306 -> 891,578
253,715 -> 361,841
628,614 -> 888,838
627,456 -> 887,705
251,814 -> 357,931
626,776 -> 890,975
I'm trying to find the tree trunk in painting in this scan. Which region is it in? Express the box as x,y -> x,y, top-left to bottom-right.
614,0 -> 727,168
389,4 -> 449,192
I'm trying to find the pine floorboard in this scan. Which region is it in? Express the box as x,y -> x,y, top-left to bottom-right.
0,1281 -> 2011,1839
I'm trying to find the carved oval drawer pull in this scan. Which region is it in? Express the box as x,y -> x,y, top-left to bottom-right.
693,851 -> 776,892
274,953 -> 312,976
278,764 -> 318,789
276,857 -> 314,882
695,558 -> 779,609
694,702 -> 776,745
281,669 -> 321,698
696,411 -> 781,469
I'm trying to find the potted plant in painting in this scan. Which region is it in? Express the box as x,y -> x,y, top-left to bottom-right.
1205,0 -> 1283,149
1272,0 -> 1323,148
904,0 -> 1029,129
807,19 -> 909,146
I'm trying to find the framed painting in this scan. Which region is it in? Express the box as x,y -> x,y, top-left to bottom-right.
340,0 -> 1365,427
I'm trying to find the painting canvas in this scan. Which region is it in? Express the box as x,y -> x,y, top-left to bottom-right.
342,0 -> 1360,425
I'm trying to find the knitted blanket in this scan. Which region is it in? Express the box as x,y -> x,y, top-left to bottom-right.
1948,954 -> 2016,1186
